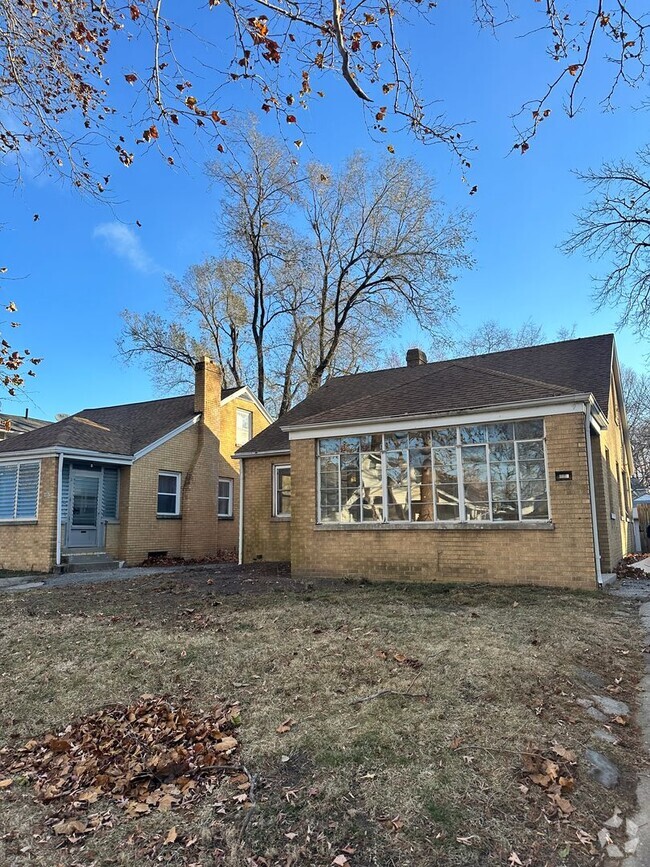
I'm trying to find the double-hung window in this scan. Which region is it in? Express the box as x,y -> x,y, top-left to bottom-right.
236,409 -> 253,445
317,419 -> 549,525
218,478 -> 234,518
273,465 -> 291,517
0,461 -> 40,520
157,471 -> 181,516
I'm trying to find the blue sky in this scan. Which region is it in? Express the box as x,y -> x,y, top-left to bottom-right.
1,2 -> 648,420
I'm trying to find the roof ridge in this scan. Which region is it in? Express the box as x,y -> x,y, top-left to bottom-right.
450,360 -> 580,396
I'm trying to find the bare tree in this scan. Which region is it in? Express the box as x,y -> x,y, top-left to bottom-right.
119,133 -> 471,413
565,146 -> 650,337
1,2 -> 649,190
452,319 -> 576,357
621,365 -> 650,487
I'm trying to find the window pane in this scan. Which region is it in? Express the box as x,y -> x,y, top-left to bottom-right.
433,447 -> 457,484
339,435 -> 361,453
431,427 -> 456,446
437,501 -> 460,521
515,419 -> 544,440
490,481 -> 518,501
489,442 -> 515,462
465,501 -> 490,521
435,483 -> 460,520
492,501 -> 519,521
236,409 -> 253,444
358,434 -> 383,451
16,463 -> 39,519
460,425 -> 486,444
318,437 -> 340,455
361,454 -> 382,521
0,464 -> 18,519
521,499 -> 549,520
158,474 -> 177,495
157,493 -> 177,514
462,446 -> 488,481
409,430 -> 432,449
387,488 -> 409,522
411,484 -> 434,521
487,422 -> 514,442
386,450 -> 408,487
409,448 -> 432,483
384,431 -> 409,450
519,480 -> 547,501
320,504 -> 339,523
489,461 -> 516,484
319,455 -> 339,476
517,441 -> 545,461
518,460 -> 546,480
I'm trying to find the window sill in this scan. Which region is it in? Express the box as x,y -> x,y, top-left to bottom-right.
0,519 -> 38,525
315,521 -> 555,532
157,514 -> 182,520
271,515 -> 291,522
218,515 -> 234,521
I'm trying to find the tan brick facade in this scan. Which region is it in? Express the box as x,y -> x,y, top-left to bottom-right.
240,455 -> 291,562
0,363 -> 270,573
0,456 -> 58,573
241,409 -> 633,590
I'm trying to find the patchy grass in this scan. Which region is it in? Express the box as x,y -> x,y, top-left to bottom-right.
0,569 -> 646,866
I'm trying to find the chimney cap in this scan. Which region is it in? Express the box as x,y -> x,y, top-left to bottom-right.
406,348 -> 428,367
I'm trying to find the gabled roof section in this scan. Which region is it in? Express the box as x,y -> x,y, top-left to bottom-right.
0,412 -> 51,436
235,334 -> 615,457
0,395 -> 198,457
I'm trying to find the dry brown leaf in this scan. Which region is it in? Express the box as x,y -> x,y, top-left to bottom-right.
164,826 -> 178,845
276,718 -> 296,734
0,778 -> 13,788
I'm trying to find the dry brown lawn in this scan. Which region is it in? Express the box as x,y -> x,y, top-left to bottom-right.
0,567 -> 646,867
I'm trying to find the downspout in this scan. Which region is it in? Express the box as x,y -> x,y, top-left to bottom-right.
238,458 -> 244,565
585,403 -> 602,587
55,453 -> 63,568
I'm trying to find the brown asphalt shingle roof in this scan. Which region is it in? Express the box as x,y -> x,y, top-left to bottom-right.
0,388 -> 241,457
236,334 -> 615,456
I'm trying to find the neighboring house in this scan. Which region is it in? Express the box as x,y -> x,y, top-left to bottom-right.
235,335 -> 634,590
0,410 -> 51,441
0,358 -> 271,572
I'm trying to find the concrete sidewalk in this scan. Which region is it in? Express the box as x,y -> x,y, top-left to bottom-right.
0,563 -> 204,592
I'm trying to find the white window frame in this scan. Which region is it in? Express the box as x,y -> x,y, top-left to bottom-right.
157,471 -> 181,516
0,459 -> 41,522
273,464 -> 291,518
218,477 -> 234,519
316,420 -> 551,526
235,409 -> 253,445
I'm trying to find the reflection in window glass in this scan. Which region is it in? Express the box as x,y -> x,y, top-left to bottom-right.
316,419 -> 548,525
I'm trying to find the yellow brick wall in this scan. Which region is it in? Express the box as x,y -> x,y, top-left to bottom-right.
592,376 -> 634,571
286,412 -> 599,590
241,455 -> 291,562
0,457 -> 58,573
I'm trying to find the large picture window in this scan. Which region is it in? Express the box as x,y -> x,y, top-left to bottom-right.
0,461 -> 40,520
317,420 -> 549,525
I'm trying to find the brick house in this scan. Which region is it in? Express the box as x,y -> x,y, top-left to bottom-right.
0,358 -> 271,572
235,335 -> 635,590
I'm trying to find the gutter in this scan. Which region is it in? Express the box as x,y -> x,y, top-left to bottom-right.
238,458 -> 244,565
584,401 -> 603,587
233,448 -> 290,460
55,453 -> 63,568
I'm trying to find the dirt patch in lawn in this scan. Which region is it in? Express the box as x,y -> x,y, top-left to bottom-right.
0,568 -> 646,866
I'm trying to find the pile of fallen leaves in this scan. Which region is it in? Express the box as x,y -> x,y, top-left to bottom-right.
140,551 -> 238,567
0,695 -> 248,840
615,553 -> 649,580
521,742 -> 577,818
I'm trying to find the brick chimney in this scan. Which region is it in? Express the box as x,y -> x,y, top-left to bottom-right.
406,348 -> 428,367
194,356 -> 221,431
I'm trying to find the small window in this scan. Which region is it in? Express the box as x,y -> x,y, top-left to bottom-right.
157,472 -> 180,516
236,409 -> 253,445
274,465 -> 291,517
0,461 -> 40,520
218,478 -> 234,518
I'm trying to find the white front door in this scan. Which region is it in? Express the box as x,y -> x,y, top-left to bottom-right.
68,469 -> 101,548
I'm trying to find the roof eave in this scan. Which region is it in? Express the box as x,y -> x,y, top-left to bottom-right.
234,447 -> 291,460
282,392 -> 596,434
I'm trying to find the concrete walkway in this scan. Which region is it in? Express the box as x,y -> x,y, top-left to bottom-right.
608,558 -> 650,865
0,563 -> 206,592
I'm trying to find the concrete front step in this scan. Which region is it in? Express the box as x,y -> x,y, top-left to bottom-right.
60,552 -> 123,573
